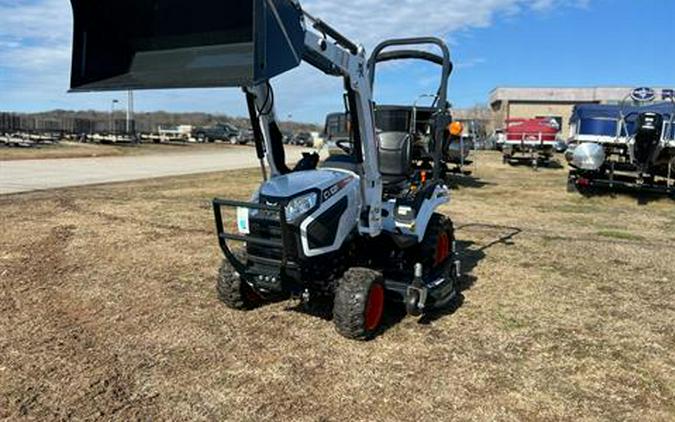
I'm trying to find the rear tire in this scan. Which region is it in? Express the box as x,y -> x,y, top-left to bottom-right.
333,268 -> 385,341
216,260 -> 260,310
417,213 -> 454,270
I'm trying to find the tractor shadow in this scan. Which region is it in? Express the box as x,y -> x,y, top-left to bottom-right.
284,224 -> 523,337
418,224 -> 522,325
505,159 -> 564,170
285,296 -> 335,321
284,292 -> 412,335
576,187 -> 674,205
446,175 -> 493,190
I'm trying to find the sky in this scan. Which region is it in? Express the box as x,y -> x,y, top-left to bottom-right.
0,0 -> 673,123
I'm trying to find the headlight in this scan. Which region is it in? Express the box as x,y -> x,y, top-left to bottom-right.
285,192 -> 318,222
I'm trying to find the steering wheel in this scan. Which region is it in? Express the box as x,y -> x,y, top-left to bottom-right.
336,139 -> 353,155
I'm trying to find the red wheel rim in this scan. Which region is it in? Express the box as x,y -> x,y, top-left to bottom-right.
435,232 -> 450,266
364,284 -> 384,331
242,283 -> 260,303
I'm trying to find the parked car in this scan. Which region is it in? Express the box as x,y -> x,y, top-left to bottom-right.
239,128 -> 255,145
193,123 -> 240,144
282,131 -> 294,144
291,132 -> 313,147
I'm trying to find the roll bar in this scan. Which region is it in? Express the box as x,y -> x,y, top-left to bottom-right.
368,37 -> 452,110
373,50 -> 448,68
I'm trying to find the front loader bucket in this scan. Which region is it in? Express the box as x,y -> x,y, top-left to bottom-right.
69,0 -> 306,92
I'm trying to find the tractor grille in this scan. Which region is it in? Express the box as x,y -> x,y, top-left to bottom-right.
247,216 -> 285,261
246,197 -> 300,264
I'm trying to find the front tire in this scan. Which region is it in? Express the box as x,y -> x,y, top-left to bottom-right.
333,268 -> 385,341
216,260 -> 261,310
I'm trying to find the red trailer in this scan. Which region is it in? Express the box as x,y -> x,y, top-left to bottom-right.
502,118 -> 559,169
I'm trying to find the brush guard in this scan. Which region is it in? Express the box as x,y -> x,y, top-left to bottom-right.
213,198 -> 299,283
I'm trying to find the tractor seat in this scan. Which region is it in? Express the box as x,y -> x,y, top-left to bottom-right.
321,154 -> 360,174
378,132 -> 412,192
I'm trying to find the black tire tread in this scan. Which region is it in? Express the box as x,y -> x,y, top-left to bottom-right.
417,213 -> 454,270
216,260 -> 255,310
333,268 -> 383,341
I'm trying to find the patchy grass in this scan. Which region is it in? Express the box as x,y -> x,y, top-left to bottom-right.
1,151 -> 673,420
596,230 -> 645,241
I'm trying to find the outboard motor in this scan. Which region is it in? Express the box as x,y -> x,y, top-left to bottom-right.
633,112 -> 663,172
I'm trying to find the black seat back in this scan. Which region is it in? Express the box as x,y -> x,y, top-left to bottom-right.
378,132 -> 412,185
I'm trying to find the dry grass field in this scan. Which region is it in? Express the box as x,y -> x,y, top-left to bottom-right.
1,151 -> 673,420
0,141 -> 235,161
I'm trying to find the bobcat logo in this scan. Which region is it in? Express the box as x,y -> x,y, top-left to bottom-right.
631,87 -> 656,102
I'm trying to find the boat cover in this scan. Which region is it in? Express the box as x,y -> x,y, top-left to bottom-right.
571,102 -> 674,138
571,102 -> 674,122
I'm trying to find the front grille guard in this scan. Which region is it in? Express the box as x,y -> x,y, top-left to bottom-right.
212,198 -> 297,276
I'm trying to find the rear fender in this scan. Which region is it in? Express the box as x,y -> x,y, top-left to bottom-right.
394,184 -> 450,242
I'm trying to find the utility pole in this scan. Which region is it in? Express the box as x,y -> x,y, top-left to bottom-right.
110,99 -> 119,135
126,90 -> 134,134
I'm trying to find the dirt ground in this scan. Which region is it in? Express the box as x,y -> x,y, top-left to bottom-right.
0,141 -> 238,161
1,151 -> 673,421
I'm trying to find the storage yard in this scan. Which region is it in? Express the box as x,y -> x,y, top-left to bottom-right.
2,0 -> 674,419
1,152 -> 673,420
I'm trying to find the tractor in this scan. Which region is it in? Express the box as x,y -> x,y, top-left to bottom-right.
67,0 -> 462,340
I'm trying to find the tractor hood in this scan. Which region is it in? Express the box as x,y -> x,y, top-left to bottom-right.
259,169 -> 355,201
68,0 -> 306,91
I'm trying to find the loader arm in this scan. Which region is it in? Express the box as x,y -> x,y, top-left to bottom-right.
310,32 -> 385,237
